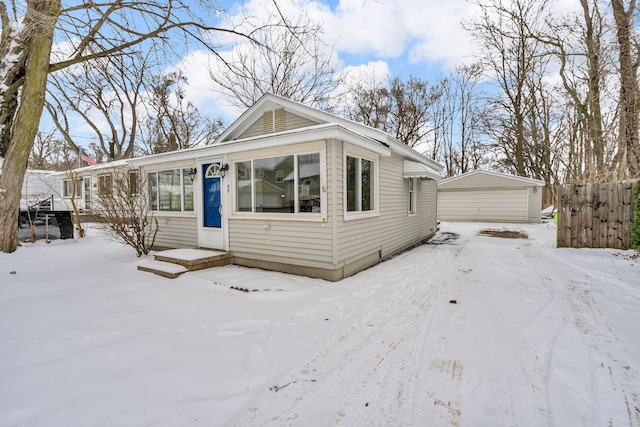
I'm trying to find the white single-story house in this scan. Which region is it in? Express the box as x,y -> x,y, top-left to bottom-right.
53,160 -> 130,213
127,94 -> 444,281
437,170 -> 545,223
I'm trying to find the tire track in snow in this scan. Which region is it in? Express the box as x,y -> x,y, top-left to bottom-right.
562,278 -> 640,426
514,247 -> 640,427
503,267 -> 565,426
227,240 -> 465,427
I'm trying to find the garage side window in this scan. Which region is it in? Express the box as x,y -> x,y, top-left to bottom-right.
346,155 -> 374,212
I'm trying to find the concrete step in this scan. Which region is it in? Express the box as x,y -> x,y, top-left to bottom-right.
153,248 -> 232,271
137,260 -> 189,279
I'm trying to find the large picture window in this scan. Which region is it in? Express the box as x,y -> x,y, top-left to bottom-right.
235,153 -> 321,214
148,168 -> 194,212
346,155 -> 374,212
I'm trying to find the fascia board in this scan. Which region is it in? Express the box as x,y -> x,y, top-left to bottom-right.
127,124 -> 392,168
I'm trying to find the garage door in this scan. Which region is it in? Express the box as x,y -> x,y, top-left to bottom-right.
438,188 -> 528,222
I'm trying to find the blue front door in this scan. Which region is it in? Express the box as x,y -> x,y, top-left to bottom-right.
203,163 -> 222,228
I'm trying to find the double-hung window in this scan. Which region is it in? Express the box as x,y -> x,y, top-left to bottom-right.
408,178 -> 416,214
235,153 -> 321,214
346,155 -> 375,213
148,169 -> 194,212
98,174 -> 112,196
63,178 -> 82,198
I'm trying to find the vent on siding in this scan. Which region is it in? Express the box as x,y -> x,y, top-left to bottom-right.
263,107 -> 286,133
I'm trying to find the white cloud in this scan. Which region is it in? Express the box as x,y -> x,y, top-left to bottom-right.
174,50 -> 242,121
319,0 -> 479,67
338,60 -> 391,86
176,0 -> 480,121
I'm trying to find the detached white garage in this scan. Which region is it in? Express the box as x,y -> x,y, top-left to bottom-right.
438,171 -> 545,223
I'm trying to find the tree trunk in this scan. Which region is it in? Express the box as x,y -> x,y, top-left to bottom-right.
0,0 -> 60,253
611,0 -> 640,178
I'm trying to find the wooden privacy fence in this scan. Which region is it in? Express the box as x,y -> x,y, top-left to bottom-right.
557,181 -> 637,249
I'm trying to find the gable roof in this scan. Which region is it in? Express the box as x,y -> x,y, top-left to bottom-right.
438,170 -> 545,189
129,93 -> 443,173
218,93 -> 443,171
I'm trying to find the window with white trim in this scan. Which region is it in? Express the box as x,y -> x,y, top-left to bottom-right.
346,155 -> 374,212
235,153 -> 321,214
147,168 -> 194,211
98,174 -> 112,196
408,178 -> 416,214
63,178 -> 82,198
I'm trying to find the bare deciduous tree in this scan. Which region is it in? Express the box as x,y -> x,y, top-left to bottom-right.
46,52 -> 153,162
611,0 -> 640,177
0,0 -> 59,253
140,70 -> 225,155
210,6 -> 338,109
466,0 -> 550,176
339,75 -> 442,148
531,0 -> 613,182
0,0 -> 292,253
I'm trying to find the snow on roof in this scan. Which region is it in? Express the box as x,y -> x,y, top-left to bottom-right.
439,170 -> 545,188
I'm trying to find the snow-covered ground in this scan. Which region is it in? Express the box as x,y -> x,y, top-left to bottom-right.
1,221 -> 638,426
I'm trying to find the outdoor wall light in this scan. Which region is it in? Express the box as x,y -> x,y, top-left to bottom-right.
219,163 -> 230,178
188,168 -> 197,181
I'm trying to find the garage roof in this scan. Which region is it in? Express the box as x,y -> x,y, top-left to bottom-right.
438,170 -> 545,190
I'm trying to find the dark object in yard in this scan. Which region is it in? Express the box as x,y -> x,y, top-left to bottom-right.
449,300 -> 457,304
478,229 -> 528,239
426,232 -> 460,246
10,271 -> 16,275
54,212 -> 74,239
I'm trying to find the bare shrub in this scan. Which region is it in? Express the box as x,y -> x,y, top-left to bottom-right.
93,168 -> 158,256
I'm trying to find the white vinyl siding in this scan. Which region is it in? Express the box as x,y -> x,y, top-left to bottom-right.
438,188 -> 528,222
336,150 -> 438,267
228,219 -> 334,267
438,171 -> 544,223
528,187 -> 543,223
152,216 -> 198,249
227,141 -> 333,270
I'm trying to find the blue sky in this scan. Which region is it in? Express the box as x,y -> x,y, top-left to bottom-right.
179,0 -> 480,121
45,0 -> 481,148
